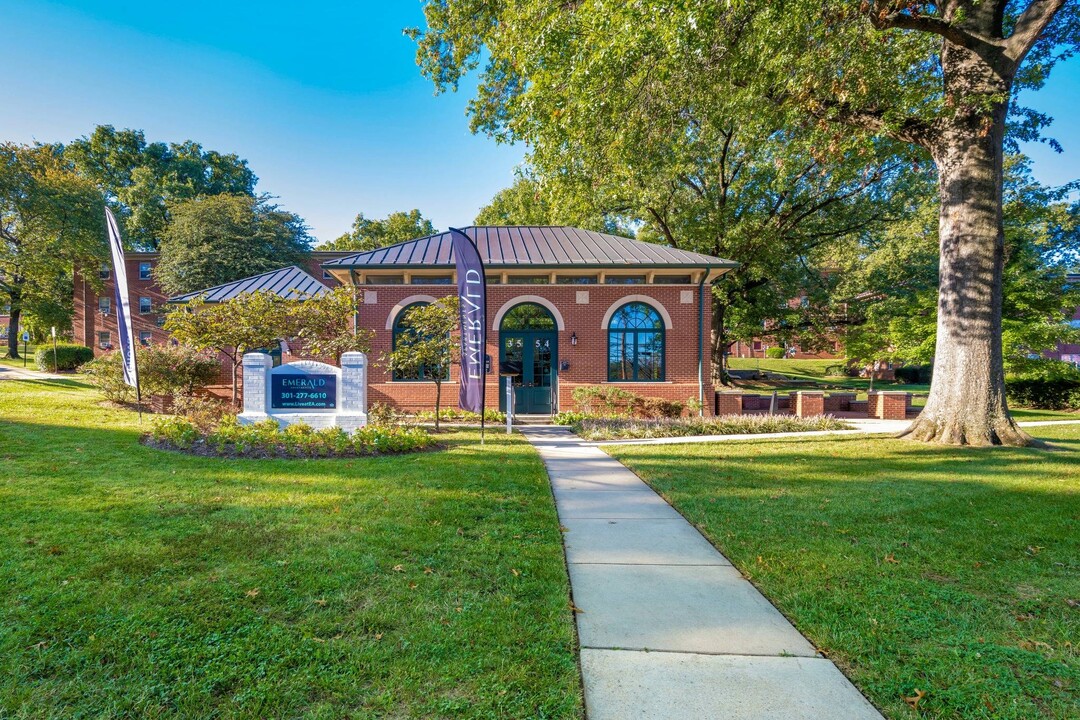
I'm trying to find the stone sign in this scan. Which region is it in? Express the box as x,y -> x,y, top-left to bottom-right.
239,352 -> 367,432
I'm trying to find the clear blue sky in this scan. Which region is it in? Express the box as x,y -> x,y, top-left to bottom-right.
2,1 -> 1077,244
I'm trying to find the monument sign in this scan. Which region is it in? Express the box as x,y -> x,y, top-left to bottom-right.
239,351 -> 367,432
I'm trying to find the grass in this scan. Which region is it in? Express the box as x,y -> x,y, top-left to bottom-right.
607,426 -> 1080,719
0,343 -> 40,370
0,380 -> 582,719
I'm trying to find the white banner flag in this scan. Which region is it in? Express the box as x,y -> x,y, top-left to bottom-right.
105,208 -> 140,390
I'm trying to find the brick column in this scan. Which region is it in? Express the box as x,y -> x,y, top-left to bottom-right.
716,393 -> 744,416
869,391 -> 910,420
340,352 -> 368,417
795,391 -> 825,417
238,352 -> 271,424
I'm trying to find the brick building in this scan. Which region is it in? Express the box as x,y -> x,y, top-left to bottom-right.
322,227 -> 735,415
1045,273 -> 1080,366
72,251 -> 349,353
71,226 -> 737,415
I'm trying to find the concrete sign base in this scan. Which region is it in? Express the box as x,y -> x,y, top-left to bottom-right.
238,351 -> 368,432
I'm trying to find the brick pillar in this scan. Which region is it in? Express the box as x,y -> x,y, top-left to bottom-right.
795,391 -> 825,417
716,393 -> 744,416
869,391 -> 910,420
238,352 -> 271,424
339,352 -> 369,432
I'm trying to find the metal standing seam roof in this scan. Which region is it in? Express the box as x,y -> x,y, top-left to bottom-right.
167,265 -> 330,304
321,226 -> 739,269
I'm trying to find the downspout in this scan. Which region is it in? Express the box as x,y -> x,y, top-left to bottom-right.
698,265 -> 710,417
348,269 -> 359,336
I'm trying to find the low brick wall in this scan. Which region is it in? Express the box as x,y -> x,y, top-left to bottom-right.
824,393 -> 856,412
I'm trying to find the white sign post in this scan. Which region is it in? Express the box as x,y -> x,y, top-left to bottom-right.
238,352 -> 368,432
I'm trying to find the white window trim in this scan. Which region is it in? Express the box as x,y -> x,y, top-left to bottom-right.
600,295 -> 673,330
491,295 -> 566,331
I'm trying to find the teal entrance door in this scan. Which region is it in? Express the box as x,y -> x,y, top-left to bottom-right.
498,303 -> 558,415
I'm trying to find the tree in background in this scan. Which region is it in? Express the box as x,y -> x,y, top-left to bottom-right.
409,2 -> 927,385
475,174 -> 632,234
165,291 -> 294,406
841,154 -> 1080,374
291,286 -> 373,362
0,143 -> 106,358
65,125 -> 256,250
386,297 -> 458,431
320,209 -> 436,251
154,194 -> 312,297
411,0 -> 1078,445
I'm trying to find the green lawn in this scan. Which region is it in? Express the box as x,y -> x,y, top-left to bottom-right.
0,380 -> 582,719
607,427 -> 1080,719
0,343 -> 39,370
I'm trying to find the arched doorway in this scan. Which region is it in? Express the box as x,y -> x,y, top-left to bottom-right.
499,302 -> 558,414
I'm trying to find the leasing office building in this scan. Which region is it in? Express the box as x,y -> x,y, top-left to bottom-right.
74,226 -> 736,415
322,227 -> 735,415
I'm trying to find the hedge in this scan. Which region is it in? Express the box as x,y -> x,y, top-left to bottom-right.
1006,377 -> 1080,411
765,347 -> 786,359
894,364 -> 933,384
34,344 -> 94,372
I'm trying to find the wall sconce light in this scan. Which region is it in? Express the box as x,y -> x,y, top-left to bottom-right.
570,331 -> 578,346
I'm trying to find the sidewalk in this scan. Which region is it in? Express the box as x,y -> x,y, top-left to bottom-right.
0,365 -> 69,381
521,426 -> 883,720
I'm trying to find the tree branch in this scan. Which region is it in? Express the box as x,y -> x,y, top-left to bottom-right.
870,6 -> 1003,61
1005,0 -> 1068,63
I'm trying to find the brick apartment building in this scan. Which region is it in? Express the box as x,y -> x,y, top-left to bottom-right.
72,226 -> 736,415
1045,273 -> 1080,366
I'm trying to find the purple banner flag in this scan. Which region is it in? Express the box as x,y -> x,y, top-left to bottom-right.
105,208 -> 140,391
450,227 -> 487,414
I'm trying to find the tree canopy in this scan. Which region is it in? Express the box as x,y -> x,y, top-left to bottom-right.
410,0 -> 1080,445
154,194 -> 312,297
320,209 -> 436,251
65,125 -> 256,250
0,142 -> 106,358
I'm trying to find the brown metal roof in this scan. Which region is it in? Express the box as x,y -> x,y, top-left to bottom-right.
168,265 -> 329,304
321,226 -> 738,270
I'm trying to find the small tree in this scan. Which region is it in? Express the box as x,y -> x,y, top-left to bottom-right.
291,285 -> 373,362
387,297 -> 458,431
165,291 -> 293,406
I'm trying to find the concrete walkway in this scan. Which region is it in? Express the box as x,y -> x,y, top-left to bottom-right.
0,365 -> 68,381
522,426 -> 883,720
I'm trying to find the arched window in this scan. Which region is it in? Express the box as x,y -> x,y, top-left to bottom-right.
608,302 -> 665,381
391,302 -> 449,381
500,302 -> 557,331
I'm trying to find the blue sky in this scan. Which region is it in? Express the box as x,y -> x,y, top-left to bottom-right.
2,1 -> 1078,244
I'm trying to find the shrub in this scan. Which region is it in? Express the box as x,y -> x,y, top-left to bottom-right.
83,352 -> 133,403
764,347 -> 786,359
84,345 -> 220,404
572,413 -> 852,441
173,393 -> 229,433
368,401 -> 400,426
148,417 -> 438,458
572,385 -> 637,415
149,416 -> 200,449
35,343 -> 94,372
553,411 -> 588,425
1006,362 -> 1080,410
138,345 -> 220,397
635,396 -> 684,419
894,364 -> 933,384
413,407 -> 506,424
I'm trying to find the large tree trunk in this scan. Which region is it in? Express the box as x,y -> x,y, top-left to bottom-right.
710,298 -> 730,387
900,107 -> 1029,446
6,305 -> 21,359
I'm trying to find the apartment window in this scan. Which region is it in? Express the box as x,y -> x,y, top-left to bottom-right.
556,275 -> 598,285
99,265 -> 111,279
507,274 -> 550,285
799,296 -> 810,308
605,274 -> 647,285
139,331 -> 152,346
139,297 -> 152,314
391,302 -> 450,381
752,340 -> 762,352
365,274 -> 405,285
97,331 -> 111,349
138,262 -> 152,280
653,274 -> 692,284
412,275 -> 454,285
485,274 -> 503,285
156,316 -> 167,328
98,296 -> 111,314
